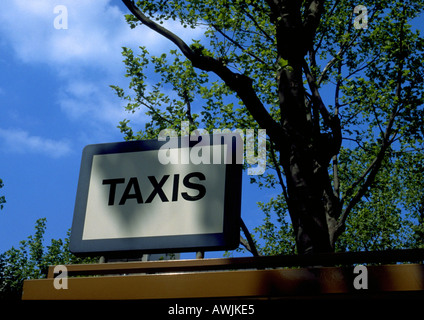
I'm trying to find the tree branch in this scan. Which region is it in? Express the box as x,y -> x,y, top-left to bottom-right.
240,5 -> 274,43
335,7 -> 407,238
270,141 -> 289,204
340,110 -> 400,226
122,0 -> 193,58
264,0 -> 282,23
317,33 -> 359,86
122,0 -> 283,146
303,59 -> 332,128
138,102 -> 174,127
332,60 -> 343,200
240,218 -> 260,257
311,0 -> 340,56
302,59 -> 342,157
182,89 -> 194,125
336,138 -> 390,237
302,0 -> 325,53
211,23 -> 268,66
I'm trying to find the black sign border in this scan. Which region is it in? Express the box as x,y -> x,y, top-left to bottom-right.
70,134 -> 242,257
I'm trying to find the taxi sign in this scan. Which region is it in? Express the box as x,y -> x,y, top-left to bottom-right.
70,134 -> 242,256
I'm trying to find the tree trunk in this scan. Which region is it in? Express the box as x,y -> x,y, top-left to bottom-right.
279,141 -> 335,254
276,49 -> 338,254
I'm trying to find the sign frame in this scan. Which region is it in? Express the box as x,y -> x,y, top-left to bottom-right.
70,134 -> 242,257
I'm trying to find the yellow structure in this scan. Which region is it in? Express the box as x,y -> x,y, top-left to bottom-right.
22,255 -> 424,300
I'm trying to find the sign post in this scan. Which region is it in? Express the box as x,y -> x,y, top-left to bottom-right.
70,133 -> 242,257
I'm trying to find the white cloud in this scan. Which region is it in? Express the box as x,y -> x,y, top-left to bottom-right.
0,0 -> 205,143
0,128 -> 72,158
58,78 -> 147,127
0,0 -> 203,71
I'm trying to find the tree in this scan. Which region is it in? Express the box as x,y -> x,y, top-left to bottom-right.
0,218 -> 97,300
113,0 -> 424,254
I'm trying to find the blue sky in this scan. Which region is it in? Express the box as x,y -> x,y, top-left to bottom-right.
0,0 -> 269,258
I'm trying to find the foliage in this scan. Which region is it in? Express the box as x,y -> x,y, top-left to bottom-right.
0,218 -> 97,300
254,193 -> 296,255
114,0 -> 424,254
0,178 -> 5,210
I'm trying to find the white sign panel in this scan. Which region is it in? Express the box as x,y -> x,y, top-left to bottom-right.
70,135 -> 242,256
